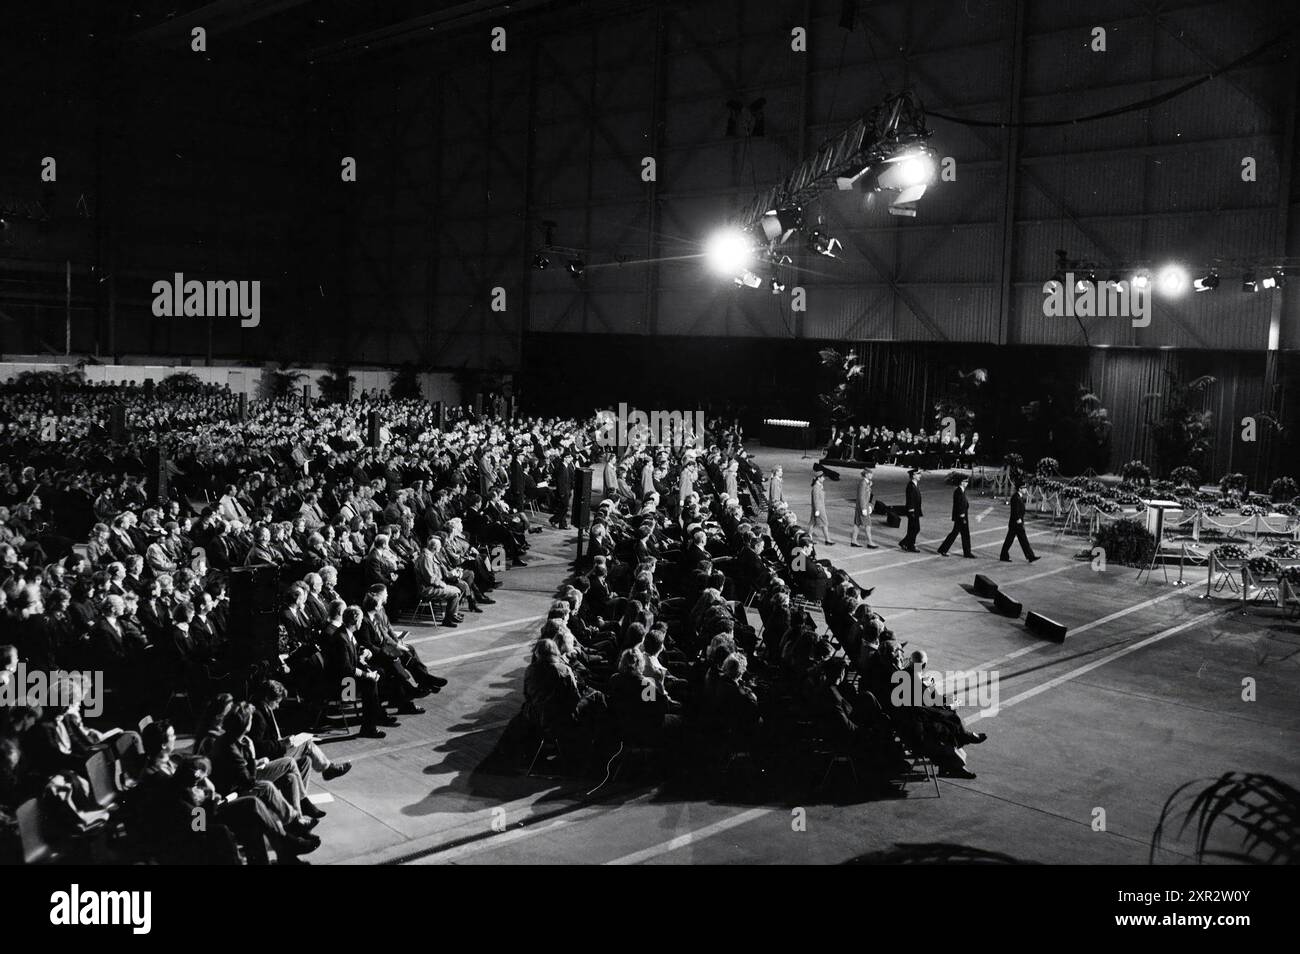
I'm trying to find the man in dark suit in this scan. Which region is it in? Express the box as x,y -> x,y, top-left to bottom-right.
550,454 -> 573,530
89,595 -> 129,673
243,526 -> 279,566
900,469 -> 923,552
320,605 -> 395,738
249,679 -> 351,782
279,582 -> 315,651
937,475 -> 974,558
359,584 -> 447,700
999,483 -> 1039,562
204,521 -> 235,570
361,534 -> 400,587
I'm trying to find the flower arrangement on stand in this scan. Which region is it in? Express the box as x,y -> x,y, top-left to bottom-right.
1121,459 -> 1152,484
1247,555 -> 1280,578
1219,472 -> 1248,496
1268,476 -> 1297,503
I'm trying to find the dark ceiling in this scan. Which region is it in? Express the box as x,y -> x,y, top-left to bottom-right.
7,1 -> 634,69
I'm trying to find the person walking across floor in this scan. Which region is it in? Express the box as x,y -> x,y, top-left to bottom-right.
900,468 -> 923,552
1000,482 -> 1039,562
766,466 -> 785,508
850,466 -> 877,548
937,475 -> 974,558
551,454 -> 573,530
809,468 -> 835,546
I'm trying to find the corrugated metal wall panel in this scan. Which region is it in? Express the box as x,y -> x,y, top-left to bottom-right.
307,0 -> 1296,362
901,285 -> 1002,342
800,286 -> 894,341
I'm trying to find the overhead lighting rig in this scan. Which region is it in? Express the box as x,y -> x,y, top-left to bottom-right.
1052,252 -> 1291,298
706,89 -> 937,286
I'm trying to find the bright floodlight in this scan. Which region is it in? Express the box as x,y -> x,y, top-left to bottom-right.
876,149 -> 937,192
705,228 -> 754,276
1156,264 -> 1189,297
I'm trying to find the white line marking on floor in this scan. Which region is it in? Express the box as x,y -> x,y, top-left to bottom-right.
850,529 -> 1052,578
966,607 -> 1222,725
970,586 -> 1193,672
603,808 -> 773,865
594,592 -> 1220,865
1012,562 -> 1084,585
836,525 -> 1012,563
407,615 -> 544,646
340,719 -> 514,763
418,792 -> 661,865
867,563 -> 1082,623
426,819 -> 573,863
330,784 -> 581,865
427,640 -> 534,667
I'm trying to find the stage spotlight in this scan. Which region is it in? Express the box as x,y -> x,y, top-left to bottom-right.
705,227 -> 756,276
770,276 -> 785,295
877,147 -> 938,191
1156,264 -> 1188,297
1243,272 -> 1258,292
1131,270 -> 1151,291
565,258 -> 585,278
1261,269 -> 1284,289
531,254 -> 550,270
806,230 -> 841,257
1192,272 -> 1219,292
734,270 -> 763,289
838,145 -> 939,216
875,146 -> 938,216
760,208 -> 802,244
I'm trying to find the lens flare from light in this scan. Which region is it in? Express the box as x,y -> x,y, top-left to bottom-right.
877,150 -> 937,192
1157,264 -> 1189,297
705,228 -> 755,276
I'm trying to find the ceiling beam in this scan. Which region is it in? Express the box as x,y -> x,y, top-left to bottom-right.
305,0 -> 557,63
127,0 -> 318,47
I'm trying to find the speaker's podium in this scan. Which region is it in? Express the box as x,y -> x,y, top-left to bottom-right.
573,467 -> 595,562
229,565 -> 281,666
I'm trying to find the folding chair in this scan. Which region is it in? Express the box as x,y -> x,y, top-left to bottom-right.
405,591 -> 449,623
161,686 -> 195,722
85,749 -> 122,811
525,732 -> 565,777
607,742 -> 657,784
17,798 -> 60,865
899,745 -> 942,798
313,694 -> 363,735
816,750 -> 859,791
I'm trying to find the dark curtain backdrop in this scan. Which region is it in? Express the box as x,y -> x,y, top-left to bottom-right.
520,333 -> 1287,484
1085,349 -> 1273,483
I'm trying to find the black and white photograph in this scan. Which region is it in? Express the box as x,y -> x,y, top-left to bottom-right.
1,0 -> 1297,920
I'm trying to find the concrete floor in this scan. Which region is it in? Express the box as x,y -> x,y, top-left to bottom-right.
304,447 -> 1300,866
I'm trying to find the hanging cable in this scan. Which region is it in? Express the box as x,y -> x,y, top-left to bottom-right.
928,19 -> 1300,129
